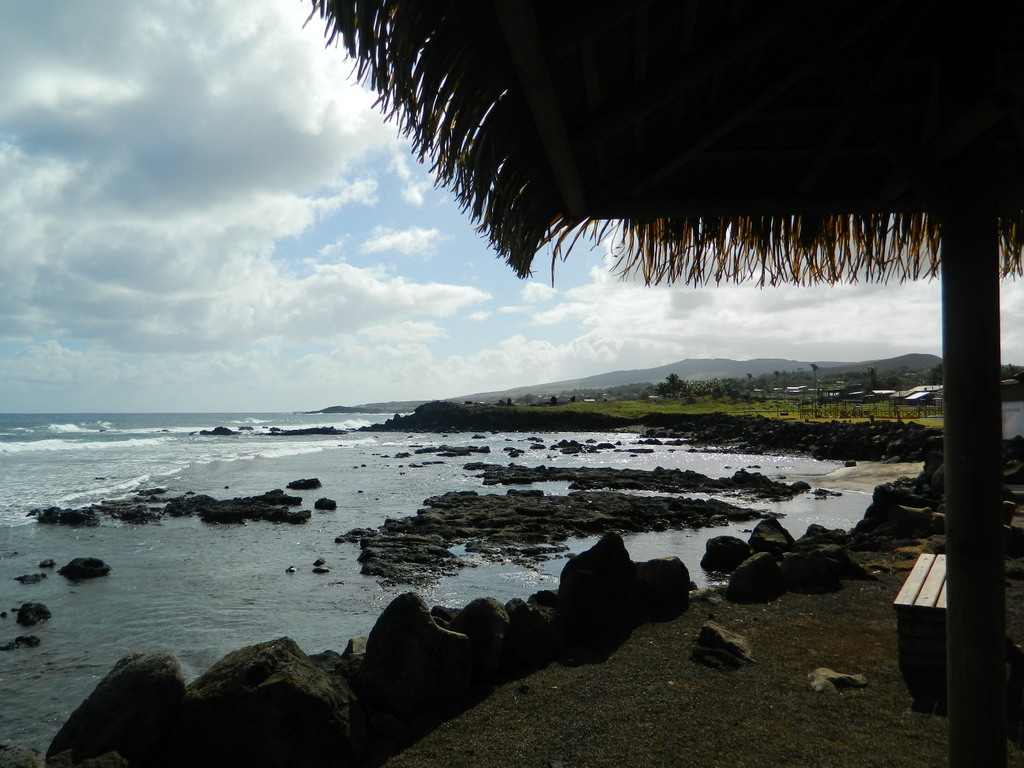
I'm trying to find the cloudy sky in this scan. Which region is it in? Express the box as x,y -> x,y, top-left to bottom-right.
3,1 -> 1023,413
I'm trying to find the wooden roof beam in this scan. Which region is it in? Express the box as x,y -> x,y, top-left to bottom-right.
546,0 -> 658,61
580,0 -> 903,204
878,64 -> 1024,203
622,64 -> 813,199
572,0 -> 812,149
492,0 -> 589,218
828,66 -> 954,214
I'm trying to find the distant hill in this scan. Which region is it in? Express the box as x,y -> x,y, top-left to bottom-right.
314,353 -> 941,412
448,353 -> 942,403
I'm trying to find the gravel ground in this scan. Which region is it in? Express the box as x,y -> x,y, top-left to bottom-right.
370,551 -> 1024,768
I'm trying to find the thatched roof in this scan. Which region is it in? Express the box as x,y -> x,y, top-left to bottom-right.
309,1 -> 1024,286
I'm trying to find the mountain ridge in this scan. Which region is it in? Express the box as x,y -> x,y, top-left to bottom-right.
316,353 -> 941,413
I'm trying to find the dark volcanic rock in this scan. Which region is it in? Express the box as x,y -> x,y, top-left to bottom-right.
466,463 -> 806,501
31,507 -> 99,526
0,743 -> 44,766
356,593 -> 471,724
700,535 -> 754,573
14,573 -> 47,585
58,557 -> 111,580
48,651 -> 185,765
314,497 -> 338,510
267,426 -> 346,436
500,598 -> 564,676
692,621 -> 756,667
448,597 -> 510,686
16,602 -> 51,626
780,550 -> 842,593
339,487 -> 765,585
198,426 -> 236,436
415,444 -> 491,457
557,534 -> 652,646
162,637 -> 366,767
167,492 -> 309,525
366,403 -> 944,464
1,635 -> 41,651
635,556 -> 691,614
354,532 -> 458,585
253,489 -> 303,506
748,517 -> 795,558
286,478 -> 322,490
363,400 -> 629,433
727,552 -> 784,602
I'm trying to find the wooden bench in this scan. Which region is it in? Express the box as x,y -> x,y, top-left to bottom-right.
894,553 -> 947,701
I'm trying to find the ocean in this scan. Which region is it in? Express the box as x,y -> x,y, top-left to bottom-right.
0,411 -> 874,751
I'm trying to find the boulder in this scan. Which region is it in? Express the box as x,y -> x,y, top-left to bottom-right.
266,507 -> 311,524
808,667 -> 868,693
557,533 -> 652,645
14,574 -> 46,585
314,498 -> 338,511
500,598 -> 564,676
792,524 -> 849,551
0,743 -> 45,768
337,636 -> 368,683
700,535 -> 754,572
58,558 -> 111,580
747,518 -> 794,558
32,507 -> 99,526
48,651 -> 185,764
814,544 -> 875,581
46,751 -> 130,767
692,621 -> 755,667
252,490 -> 303,506
449,597 -> 510,685
162,637 -> 365,767
356,593 -> 472,724
726,552 -> 784,602
635,556 -> 691,613
16,603 -> 50,627
1,635 -> 41,651
780,550 -> 842,593
286,478 -> 322,490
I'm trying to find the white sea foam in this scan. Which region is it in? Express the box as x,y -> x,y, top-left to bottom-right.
0,437 -> 173,454
55,474 -> 156,507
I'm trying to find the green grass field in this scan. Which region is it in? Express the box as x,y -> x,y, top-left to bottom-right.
535,397 -> 944,426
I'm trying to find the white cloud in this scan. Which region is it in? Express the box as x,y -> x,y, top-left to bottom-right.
521,282 -> 558,303
361,226 -> 446,257
359,321 -> 447,343
389,152 -> 432,205
0,0 -> 495,359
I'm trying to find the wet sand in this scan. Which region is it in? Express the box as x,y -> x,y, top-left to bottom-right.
803,461 -> 923,494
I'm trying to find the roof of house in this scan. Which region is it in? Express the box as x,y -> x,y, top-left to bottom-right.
310,0 -> 1024,285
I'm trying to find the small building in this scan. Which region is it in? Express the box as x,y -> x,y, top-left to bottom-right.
1003,376 -> 1024,439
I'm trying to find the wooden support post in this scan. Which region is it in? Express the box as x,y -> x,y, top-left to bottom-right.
941,211 -> 1006,767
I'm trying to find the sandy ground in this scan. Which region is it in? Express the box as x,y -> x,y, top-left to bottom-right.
804,461 -> 924,494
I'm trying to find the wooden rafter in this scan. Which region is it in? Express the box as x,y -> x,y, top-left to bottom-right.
571,2 -> 808,149
492,0 -> 588,218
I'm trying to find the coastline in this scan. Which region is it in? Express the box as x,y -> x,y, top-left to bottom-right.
2,413 -> 974,766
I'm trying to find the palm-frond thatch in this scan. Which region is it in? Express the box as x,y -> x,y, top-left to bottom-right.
309,0 -> 1024,286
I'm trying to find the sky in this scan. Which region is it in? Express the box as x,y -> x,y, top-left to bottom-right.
3,1 -> 1024,413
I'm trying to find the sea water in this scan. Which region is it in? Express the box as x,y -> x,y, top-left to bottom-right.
0,412 -> 873,751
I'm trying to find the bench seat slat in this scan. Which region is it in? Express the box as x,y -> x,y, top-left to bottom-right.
916,554 -> 947,609
894,553 -> 936,607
